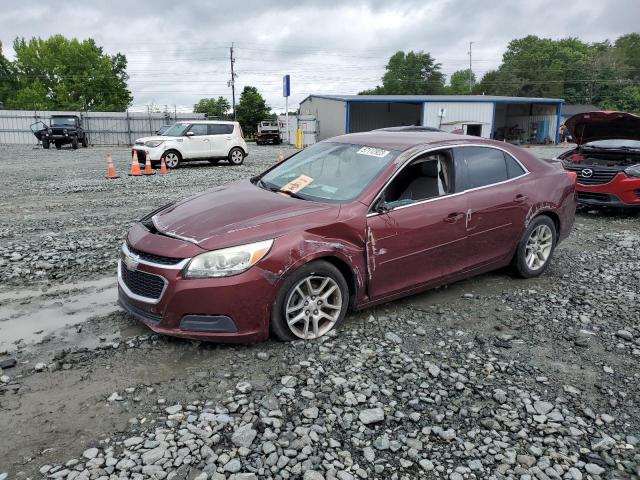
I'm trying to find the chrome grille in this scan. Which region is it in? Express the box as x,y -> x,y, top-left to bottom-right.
120,264 -> 165,300
127,244 -> 184,266
564,165 -> 619,185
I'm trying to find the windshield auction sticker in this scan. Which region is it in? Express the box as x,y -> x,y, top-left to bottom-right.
357,146 -> 390,158
281,175 -> 314,193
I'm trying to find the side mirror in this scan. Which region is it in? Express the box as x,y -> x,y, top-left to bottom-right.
186,131 -> 195,137
373,199 -> 391,214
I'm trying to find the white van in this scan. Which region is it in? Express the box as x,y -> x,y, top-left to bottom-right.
132,121 -> 248,168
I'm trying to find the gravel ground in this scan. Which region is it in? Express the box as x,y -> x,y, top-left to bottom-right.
0,143 -> 639,480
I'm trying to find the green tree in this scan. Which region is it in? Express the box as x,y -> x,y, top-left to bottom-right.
0,41 -> 18,107
235,86 -> 270,137
7,35 -> 132,111
359,51 -> 445,95
446,69 -> 476,94
193,96 -> 230,118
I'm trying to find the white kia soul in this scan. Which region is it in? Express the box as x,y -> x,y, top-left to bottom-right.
132,120 -> 248,168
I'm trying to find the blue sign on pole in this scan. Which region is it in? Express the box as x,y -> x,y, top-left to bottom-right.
283,75 -> 290,97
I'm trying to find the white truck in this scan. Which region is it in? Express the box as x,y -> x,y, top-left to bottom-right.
255,121 -> 281,145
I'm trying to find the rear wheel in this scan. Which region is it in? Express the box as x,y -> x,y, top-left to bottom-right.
270,261 -> 349,341
162,150 -> 181,169
42,139 -> 49,149
513,216 -> 556,278
81,135 -> 88,147
228,147 -> 245,165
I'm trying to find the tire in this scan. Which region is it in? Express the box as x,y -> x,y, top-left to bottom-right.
42,139 -> 49,149
270,260 -> 350,341
162,150 -> 181,169
55,142 -> 62,150
72,136 -> 78,149
513,215 -> 557,278
81,135 -> 88,147
228,147 -> 245,165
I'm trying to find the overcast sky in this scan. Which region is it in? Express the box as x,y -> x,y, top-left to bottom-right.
1,0 -> 638,112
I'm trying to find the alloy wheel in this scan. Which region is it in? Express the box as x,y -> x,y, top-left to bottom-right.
525,224 -> 553,271
164,153 -> 179,168
285,275 -> 343,340
230,150 -> 244,164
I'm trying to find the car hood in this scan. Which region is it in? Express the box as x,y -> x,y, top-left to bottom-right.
565,111 -> 640,145
151,180 -> 338,250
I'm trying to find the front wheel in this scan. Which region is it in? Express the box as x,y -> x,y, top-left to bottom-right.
72,136 -> 78,149
270,261 -> 349,341
55,142 -> 62,150
162,150 -> 181,169
42,139 -> 50,149
228,147 -> 245,165
513,216 -> 556,278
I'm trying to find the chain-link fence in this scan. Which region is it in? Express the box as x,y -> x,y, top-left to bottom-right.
0,110 -> 206,145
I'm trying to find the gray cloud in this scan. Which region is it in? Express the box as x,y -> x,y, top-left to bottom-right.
0,0 -> 638,112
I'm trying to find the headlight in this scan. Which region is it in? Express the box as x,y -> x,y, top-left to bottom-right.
63,128 -> 67,134
624,164 -> 640,178
145,140 -> 165,148
184,239 -> 274,278
47,129 -> 52,134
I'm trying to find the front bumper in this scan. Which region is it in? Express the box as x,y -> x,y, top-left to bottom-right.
116,241 -> 273,343
575,173 -> 640,207
132,146 -> 164,162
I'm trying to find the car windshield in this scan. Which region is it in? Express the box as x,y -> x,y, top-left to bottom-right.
51,117 -> 77,126
162,123 -> 189,136
584,139 -> 640,150
258,142 -> 399,202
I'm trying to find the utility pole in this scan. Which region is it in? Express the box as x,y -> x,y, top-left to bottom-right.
468,41 -> 474,93
229,43 -> 237,120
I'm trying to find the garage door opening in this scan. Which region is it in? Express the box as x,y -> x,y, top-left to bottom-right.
348,102 -> 423,133
493,103 -> 557,144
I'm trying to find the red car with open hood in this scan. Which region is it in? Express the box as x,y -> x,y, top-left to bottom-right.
559,111 -> 640,207
118,131 -> 576,343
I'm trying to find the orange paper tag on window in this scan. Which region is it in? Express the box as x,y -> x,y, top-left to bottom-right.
281,175 -> 314,193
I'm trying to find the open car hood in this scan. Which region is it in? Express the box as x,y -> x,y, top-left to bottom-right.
565,111 -> 640,145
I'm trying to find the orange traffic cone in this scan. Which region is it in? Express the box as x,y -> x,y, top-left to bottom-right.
106,153 -> 119,179
143,155 -> 156,176
278,148 -> 284,162
160,157 -> 168,175
129,151 -> 143,176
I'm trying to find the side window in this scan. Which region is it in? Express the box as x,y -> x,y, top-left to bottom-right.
188,124 -> 208,136
464,147 -> 508,188
504,152 -> 526,178
382,150 -> 453,208
208,124 -> 234,135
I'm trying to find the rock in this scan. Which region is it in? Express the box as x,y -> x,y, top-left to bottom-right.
142,447 -> 165,465
224,459 -> 241,473
123,436 -> 144,447
193,473 -> 208,480
616,329 -> 633,341
359,407 -> 385,425
82,448 -> 99,459
281,375 -> 297,388
165,404 -> 182,415
419,459 -> 434,471
107,392 -> 122,402
438,428 -> 456,441
34,362 -> 47,371
231,423 -> 257,448
384,332 -> 402,344
584,463 -> 605,475
235,381 -> 252,393
533,401 -> 554,415
363,446 -> 375,462
256,351 -> 270,360
303,471 -> 325,480
302,406 -> 319,419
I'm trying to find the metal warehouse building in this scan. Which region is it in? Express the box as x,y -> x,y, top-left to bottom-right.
299,94 -> 564,144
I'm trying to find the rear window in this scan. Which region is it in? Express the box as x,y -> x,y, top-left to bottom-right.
208,124 -> 234,135
505,153 -> 526,178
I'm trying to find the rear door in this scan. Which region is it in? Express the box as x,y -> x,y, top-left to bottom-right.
459,146 -> 529,270
183,123 -> 210,158
208,123 -> 235,157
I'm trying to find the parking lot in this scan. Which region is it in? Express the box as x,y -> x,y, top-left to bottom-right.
1,143 -> 639,479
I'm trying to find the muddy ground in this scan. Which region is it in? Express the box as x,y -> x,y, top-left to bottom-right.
0,143 -> 638,479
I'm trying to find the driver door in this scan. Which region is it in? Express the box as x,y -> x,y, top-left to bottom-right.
182,124 -> 210,158
366,149 -> 468,300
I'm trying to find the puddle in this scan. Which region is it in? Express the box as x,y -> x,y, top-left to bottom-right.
0,277 -> 119,352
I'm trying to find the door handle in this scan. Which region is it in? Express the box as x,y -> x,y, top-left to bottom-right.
444,212 -> 464,223
514,194 -> 528,203
203,139 -> 210,142
225,136 -> 232,140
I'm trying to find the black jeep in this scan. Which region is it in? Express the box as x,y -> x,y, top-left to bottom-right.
31,115 -> 89,149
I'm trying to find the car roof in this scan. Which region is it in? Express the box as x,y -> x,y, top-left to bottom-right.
328,131 -> 487,151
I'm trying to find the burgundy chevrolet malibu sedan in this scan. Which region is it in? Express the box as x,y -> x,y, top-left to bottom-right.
118,131 -> 576,343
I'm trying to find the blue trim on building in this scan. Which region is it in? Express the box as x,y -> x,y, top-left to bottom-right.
555,103 -> 563,144
302,94 -> 563,105
345,101 -> 351,134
